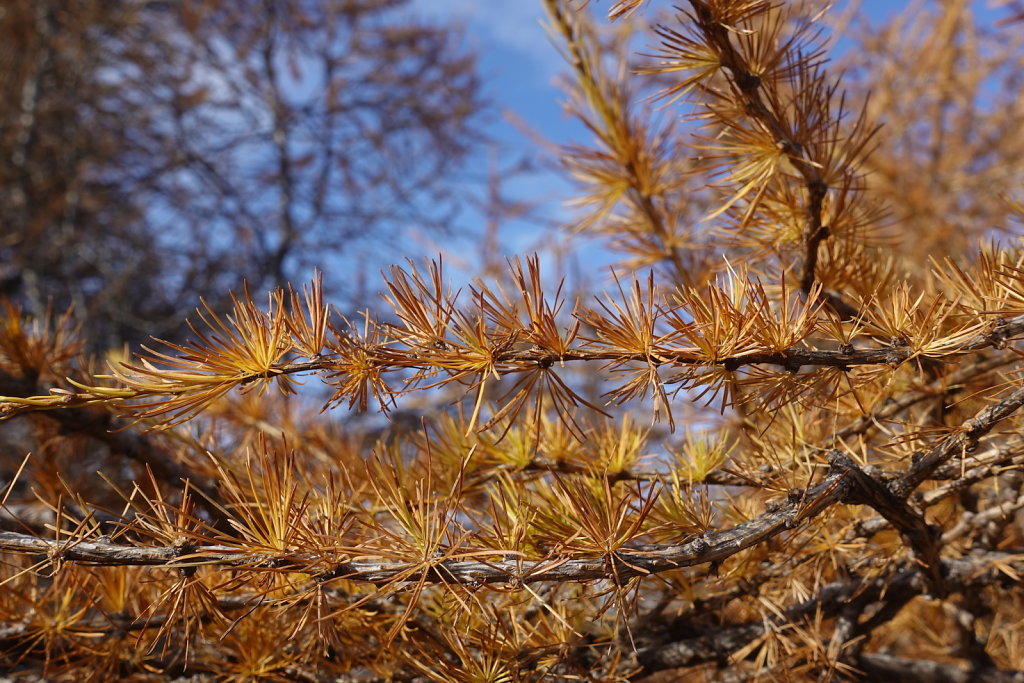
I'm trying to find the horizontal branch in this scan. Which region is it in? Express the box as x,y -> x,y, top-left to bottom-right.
499,456 -> 758,488
0,462 -> 854,585
0,592 -> 264,641
4,313 -> 1022,424
4,374 -> 1024,586
360,312 -> 1024,373
0,370 -> 218,501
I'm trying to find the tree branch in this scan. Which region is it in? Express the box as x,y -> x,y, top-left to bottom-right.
893,383 -> 1024,497
4,315 -> 1023,422
854,653 -> 1024,683
4,378 -> 1023,587
828,451 -> 945,594
0,462 -> 852,584
634,552 -> 1024,673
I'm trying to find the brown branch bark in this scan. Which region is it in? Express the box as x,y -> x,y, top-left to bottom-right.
828,451 -> 945,594
634,551 -> 1024,673
893,383 -> 1024,497
4,315 -> 1023,422
4,375 -> 1024,587
854,653 -> 1024,683
0,462 -> 851,584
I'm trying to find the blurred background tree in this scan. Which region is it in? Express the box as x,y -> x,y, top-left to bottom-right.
0,0 -> 483,349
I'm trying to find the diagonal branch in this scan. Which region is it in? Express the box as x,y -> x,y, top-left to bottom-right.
893,383 -> 1024,497
835,352 -> 1017,441
827,451 -> 945,594
634,552 -> 1024,673
845,435 -> 1024,543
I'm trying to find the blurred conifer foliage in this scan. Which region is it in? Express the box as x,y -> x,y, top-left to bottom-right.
1,1 -> 1024,681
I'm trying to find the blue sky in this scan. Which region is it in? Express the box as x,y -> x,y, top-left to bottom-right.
401,0 -> 1011,280
402,2 -> 846,264
404,1 -> 582,264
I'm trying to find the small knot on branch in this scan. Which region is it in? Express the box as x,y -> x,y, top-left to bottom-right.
962,418 -> 985,439
988,318 -> 1011,349
735,70 -> 761,90
172,541 -> 198,578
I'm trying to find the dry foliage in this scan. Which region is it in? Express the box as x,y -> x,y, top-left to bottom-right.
2,1 -> 1024,681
